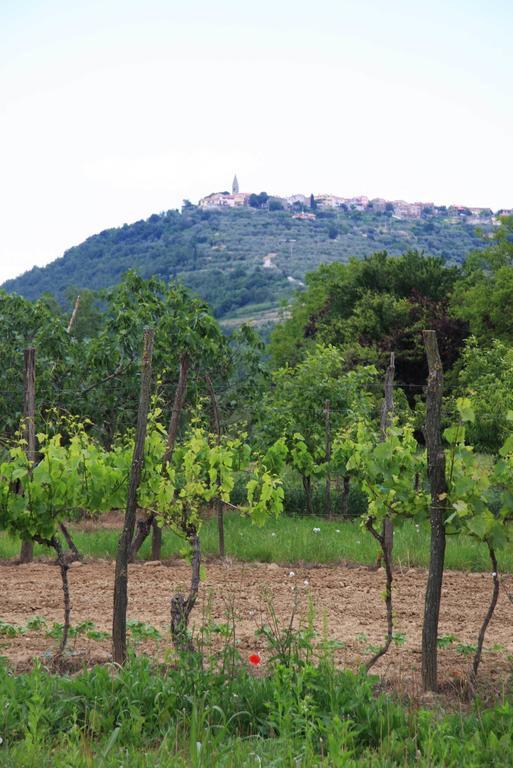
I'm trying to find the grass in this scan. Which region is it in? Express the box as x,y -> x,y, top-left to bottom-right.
2,651 -> 513,767
0,514 -> 508,572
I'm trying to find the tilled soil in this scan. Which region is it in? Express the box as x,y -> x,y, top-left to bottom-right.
1,558 -> 512,699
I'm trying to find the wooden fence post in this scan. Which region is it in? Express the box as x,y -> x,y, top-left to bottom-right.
19,348 -> 36,564
112,328 -> 154,664
324,400 -> 332,518
421,330 -> 447,692
381,353 -> 395,561
205,373 -> 224,557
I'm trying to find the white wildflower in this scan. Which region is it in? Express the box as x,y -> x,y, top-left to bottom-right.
313,527 -> 321,533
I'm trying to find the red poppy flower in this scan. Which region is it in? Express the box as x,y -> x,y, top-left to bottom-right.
248,653 -> 261,666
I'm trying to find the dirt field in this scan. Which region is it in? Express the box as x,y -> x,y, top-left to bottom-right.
1,557 -> 512,698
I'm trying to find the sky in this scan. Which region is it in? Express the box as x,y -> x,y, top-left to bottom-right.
1,0 -> 513,285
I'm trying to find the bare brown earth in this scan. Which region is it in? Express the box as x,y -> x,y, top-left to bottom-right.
1,558 -> 512,700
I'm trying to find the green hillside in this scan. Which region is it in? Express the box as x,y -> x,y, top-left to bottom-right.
2,204 -> 490,323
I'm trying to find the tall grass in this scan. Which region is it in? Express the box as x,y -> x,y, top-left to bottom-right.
1,652 -> 513,766
0,514 -> 510,571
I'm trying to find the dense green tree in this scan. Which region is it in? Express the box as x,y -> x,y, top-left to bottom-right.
64,287 -> 104,340
454,337 -> 513,453
76,271 -> 225,444
0,291 -> 71,434
269,251 -> 466,386
451,216 -> 513,343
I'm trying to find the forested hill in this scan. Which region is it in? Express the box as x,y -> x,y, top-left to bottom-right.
3,204 -> 490,323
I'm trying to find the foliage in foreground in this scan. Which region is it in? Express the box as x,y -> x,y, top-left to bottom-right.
1,654 -> 513,767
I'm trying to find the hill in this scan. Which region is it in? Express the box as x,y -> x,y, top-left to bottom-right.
2,204 -> 491,325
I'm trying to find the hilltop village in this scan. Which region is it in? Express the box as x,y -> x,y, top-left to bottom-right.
199,176 -> 512,225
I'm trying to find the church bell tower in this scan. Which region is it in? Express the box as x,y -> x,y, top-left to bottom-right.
232,174 -> 239,195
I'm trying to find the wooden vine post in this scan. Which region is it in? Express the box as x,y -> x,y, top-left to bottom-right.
421,330 -> 447,692
324,400 -> 332,518
112,328 -> 154,665
380,353 -> 395,563
205,372 -> 224,557
19,348 -> 36,564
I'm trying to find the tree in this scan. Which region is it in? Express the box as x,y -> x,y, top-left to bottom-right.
269,252 -> 465,387
451,216 -> 513,343
135,421 -> 287,651
443,397 -> 507,691
0,291 -> 71,436
455,337 -> 513,453
338,417 -> 427,668
0,416 -> 112,657
248,192 -> 269,209
76,271 -> 225,446
64,287 -> 103,341
259,344 -> 378,514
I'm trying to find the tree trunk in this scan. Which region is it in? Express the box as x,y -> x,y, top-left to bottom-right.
205,372 -> 224,557
469,544 -> 499,692
130,511 -> 155,561
66,294 -> 81,335
20,348 -> 36,564
170,531 -> 201,652
324,400 -> 332,518
303,474 -> 313,516
421,330 -> 447,692
365,520 -> 393,670
112,328 -> 154,665
53,536 -> 71,657
381,353 -> 395,566
34,534 -> 71,657
151,522 -> 162,561
340,475 -> 350,517
59,522 -> 81,561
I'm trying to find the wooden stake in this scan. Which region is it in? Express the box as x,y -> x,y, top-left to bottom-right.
421,330 -> 447,692
324,399 -> 332,518
381,353 -> 395,561
205,373 -> 224,557
112,328 -> 154,664
19,348 -> 36,564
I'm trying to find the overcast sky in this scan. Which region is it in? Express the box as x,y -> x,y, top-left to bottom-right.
1,0 -> 512,285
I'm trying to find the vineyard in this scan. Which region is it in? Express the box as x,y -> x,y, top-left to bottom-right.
2,226 -> 513,766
